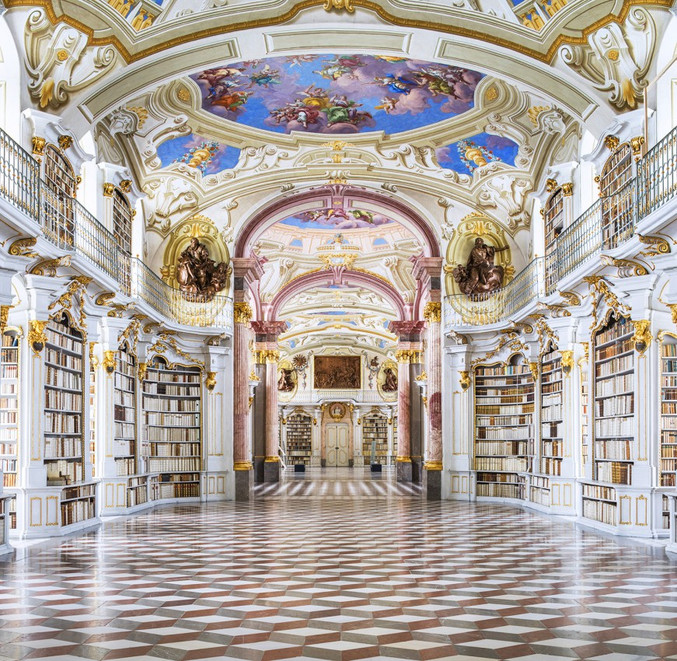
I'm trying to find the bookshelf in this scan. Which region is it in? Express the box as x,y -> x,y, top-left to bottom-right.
392,415 -> 398,466
530,475 -> 550,506
0,494 -> 9,551
44,314 -> 85,487
540,345 -> 563,476
114,343 -> 137,478
89,348 -> 96,478
0,330 -> 19,489
544,187 -> 564,293
592,313 -> 634,487
474,354 -> 534,499
600,143 -> 633,249
660,335 -> 677,488
142,357 -> 202,499
362,412 -> 388,464
285,412 -> 312,466
582,483 -> 617,526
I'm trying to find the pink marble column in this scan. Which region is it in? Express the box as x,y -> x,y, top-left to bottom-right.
424,301 -> 443,466
396,349 -> 411,467
233,304 -> 252,473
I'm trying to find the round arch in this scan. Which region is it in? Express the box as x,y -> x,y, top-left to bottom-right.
234,185 -> 441,260
267,267 -> 411,322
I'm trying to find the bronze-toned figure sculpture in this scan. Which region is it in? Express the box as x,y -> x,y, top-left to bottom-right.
452,238 -> 508,296
278,367 -> 296,392
176,237 -> 229,301
382,366 -> 398,392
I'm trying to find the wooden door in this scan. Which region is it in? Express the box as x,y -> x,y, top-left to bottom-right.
326,424 -> 350,467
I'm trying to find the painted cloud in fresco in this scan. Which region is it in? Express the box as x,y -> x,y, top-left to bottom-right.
156,133 -> 240,174
436,132 -> 520,173
280,208 -> 396,230
191,55 -> 483,135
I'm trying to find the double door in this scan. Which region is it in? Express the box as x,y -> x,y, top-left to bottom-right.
325,423 -> 349,467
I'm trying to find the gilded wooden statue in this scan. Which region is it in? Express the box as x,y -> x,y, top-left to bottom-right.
176,237 -> 229,301
452,238 -> 508,296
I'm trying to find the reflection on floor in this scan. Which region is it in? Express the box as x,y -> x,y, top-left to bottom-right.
1,471 -> 677,660
253,467 -> 423,499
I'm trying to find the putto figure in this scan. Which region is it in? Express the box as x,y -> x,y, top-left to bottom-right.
453,238 -> 509,296
176,238 -> 230,301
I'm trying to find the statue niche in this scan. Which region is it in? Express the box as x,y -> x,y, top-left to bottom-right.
176,237 -> 229,301
452,238 -> 508,297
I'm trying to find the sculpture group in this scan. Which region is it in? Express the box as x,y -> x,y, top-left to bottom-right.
176,238 -> 229,301
452,238 -> 508,296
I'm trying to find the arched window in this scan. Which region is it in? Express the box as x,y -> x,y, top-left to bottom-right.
600,143 -> 633,249
112,188 -> 132,255
43,144 -> 76,247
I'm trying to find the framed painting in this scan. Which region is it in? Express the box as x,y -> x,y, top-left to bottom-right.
314,355 -> 361,389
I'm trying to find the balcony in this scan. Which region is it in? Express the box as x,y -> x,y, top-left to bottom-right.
445,125 -> 677,330
0,129 -> 232,332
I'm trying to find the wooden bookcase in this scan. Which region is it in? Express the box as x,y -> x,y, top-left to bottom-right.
0,330 -> 19,489
593,313 -> 634,486
544,187 -> 564,293
362,412 -> 388,464
285,412 -> 312,466
114,343 -> 137,478
600,143 -> 633,249
540,345 -> 563,476
474,354 -> 534,499
660,335 -> 677,488
142,357 -> 202,499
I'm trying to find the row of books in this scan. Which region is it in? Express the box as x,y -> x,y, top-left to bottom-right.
595,395 -> 634,417
474,457 -> 531,472
115,391 -> 135,408
595,438 -> 632,460
155,482 -> 200,499
114,421 -> 135,438
595,355 -> 632,378
3,472 -> 16,487
477,404 -> 535,415
476,365 -> 532,376
662,445 -> 677,457
46,331 -> 81,354
114,439 -> 135,456
595,417 -> 633,436
476,414 -> 531,426
660,458 -> 677,471
542,382 -> 562,395
582,483 -> 616,500
540,457 -> 562,475
476,483 -> 523,498
474,441 -> 530,455
662,417 -> 677,430
128,484 -> 148,507
45,412 -> 81,434
542,422 -> 562,437
662,430 -> 677,443
664,359 -> 677,373
541,404 -> 562,422
145,372 -> 201,384
45,390 -> 82,410
663,344 -> 677,357
662,401 -> 677,415
596,374 -> 633,397
115,457 -> 136,476
46,460 -> 84,485
146,427 -> 200,442
530,486 -> 551,505
148,457 -> 201,472
115,363 -> 135,379
596,339 -> 632,360
45,437 -> 82,458
45,348 -> 82,370
46,367 -> 81,389
542,439 -> 562,455
60,498 -> 95,526
149,442 -> 200,457
0,458 -> 16,471
582,499 -> 617,525
142,399 -> 200,412
0,411 -> 17,425
0,380 -> 17,393
0,443 -> 16,454
595,317 -> 631,346
596,461 -> 631,484
0,430 -> 17,442
475,396 -> 534,405
476,427 -> 533,441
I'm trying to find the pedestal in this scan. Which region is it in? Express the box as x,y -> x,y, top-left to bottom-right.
264,458 -> 280,483
423,466 -> 442,500
235,468 -> 253,501
396,459 -> 412,482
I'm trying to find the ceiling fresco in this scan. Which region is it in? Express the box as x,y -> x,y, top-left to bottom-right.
190,55 -> 483,135
436,132 -> 520,173
279,207 -> 397,230
156,133 -> 240,173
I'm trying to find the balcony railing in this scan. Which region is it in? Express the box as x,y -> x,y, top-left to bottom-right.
284,389 -> 396,405
447,124 -> 677,328
0,128 -> 233,332
445,258 -> 544,327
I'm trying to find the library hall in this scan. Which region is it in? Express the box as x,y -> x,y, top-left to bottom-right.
1,0 -> 677,659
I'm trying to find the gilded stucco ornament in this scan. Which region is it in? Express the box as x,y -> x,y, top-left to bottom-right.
560,350 -> 574,376
28,255 -> 71,277
29,320 -> 48,356
637,234 -> 671,257
600,255 -> 649,277
205,371 -> 217,391
632,319 -> 651,354
529,362 -> 539,380
233,302 -> 253,324
423,302 -> 441,323
138,361 -> 148,382
323,0 -> 355,13
459,371 -> 471,391
8,237 -> 38,258
103,350 -> 116,374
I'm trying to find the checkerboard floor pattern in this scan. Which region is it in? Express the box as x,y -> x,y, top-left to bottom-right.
1,470 -> 677,660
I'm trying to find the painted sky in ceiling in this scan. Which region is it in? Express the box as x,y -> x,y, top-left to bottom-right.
156,133 -> 240,174
436,132 -> 520,173
191,55 -> 483,135
279,208 -> 396,230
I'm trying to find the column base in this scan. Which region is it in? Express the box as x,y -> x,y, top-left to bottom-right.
423,466 -> 442,500
253,457 -> 265,483
263,458 -> 281,483
411,456 -> 423,484
396,458 -> 412,482
234,468 -> 253,501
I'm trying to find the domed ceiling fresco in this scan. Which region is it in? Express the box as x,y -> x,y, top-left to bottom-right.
190,55 -> 483,135
279,207 -> 396,230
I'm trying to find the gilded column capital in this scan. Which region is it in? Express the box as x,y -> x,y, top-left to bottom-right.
423,301 -> 442,323
234,301 -> 253,324
102,182 -> 115,197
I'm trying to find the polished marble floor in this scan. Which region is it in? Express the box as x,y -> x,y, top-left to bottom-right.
1,469 -> 677,661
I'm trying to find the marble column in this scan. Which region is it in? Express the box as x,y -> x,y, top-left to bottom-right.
395,349 -> 412,482
233,302 -> 253,499
412,256 -> 444,500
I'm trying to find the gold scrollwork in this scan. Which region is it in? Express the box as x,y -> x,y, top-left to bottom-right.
584,275 -> 630,330
558,290 -> 581,306
29,320 -> 48,355
8,237 -> 38,258
0,305 -> 10,332
31,136 -> 45,156
95,292 -> 116,306
637,234 -> 671,257
630,135 -> 645,159
604,135 -> 620,150
119,179 -> 132,193
632,319 -> 651,354
528,361 -> 539,380
561,182 -> 573,196
395,349 -> 422,364
234,302 -> 253,325
459,370 -> 471,391
57,135 -> 73,150
423,301 -> 442,323
138,361 -> 148,382
28,255 -> 71,277
205,371 -> 217,391
545,178 -> 558,192
323,0 -> 354,10
102,183 -> 115,197
600,254 -> 649,277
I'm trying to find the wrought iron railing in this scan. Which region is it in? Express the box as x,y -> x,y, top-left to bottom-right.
637,124 -> 677,218
445,258 -> 544,326
0,128 -> 233,331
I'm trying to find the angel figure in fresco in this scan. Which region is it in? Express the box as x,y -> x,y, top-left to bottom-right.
373,74 -> 417,95
323,95 -> 371,127
285,55 -> 316,67
314,55 -> 364,80
249,65 -> 281,88
211,90 -> 252,112
374,97 -> 399,113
